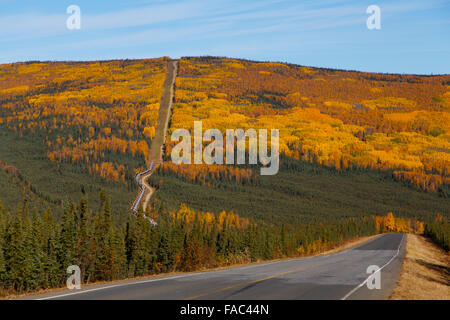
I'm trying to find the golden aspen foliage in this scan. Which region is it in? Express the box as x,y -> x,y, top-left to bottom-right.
0,58 -> 167,183
170,57 -> 450,192
143,126 -> 156,139
373,212 -> 425,234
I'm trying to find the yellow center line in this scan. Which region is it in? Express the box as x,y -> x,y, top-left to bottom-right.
184,266 -> 308,300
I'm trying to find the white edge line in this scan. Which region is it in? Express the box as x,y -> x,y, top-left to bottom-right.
341,233 -> 405,300
36,274 -> 199,300
36,233 -> 389,300
35,260 -> 280,300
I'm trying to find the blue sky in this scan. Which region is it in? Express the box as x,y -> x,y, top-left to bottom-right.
1,0 -> 449,74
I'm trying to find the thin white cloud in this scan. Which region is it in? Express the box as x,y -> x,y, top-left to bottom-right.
1,0 -> 448,71
0,0 -> 445,43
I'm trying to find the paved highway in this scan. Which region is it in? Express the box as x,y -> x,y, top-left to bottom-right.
28,233 -> 405,300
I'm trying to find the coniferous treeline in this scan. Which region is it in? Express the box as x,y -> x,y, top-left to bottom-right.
424,215 -> 450,251
0,192 -> 380,296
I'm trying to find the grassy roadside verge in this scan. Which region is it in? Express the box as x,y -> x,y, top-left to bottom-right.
390,234 -> 449,300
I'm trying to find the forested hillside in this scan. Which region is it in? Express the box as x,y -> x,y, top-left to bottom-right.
0,58 -> 168,212
1,57 -> 448,217
0,57 -> 449,295
170,57 -> 450,194
149,156 -> 449,225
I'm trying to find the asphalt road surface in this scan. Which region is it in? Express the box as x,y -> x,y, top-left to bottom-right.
28,233 -> 405,300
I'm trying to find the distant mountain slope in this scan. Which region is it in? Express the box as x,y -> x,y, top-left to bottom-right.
170,57 -> 450,195
0,56 -> 448,221
0,58 -> 168,214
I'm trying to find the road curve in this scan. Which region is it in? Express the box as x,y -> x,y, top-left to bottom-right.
27,233 -> 405,300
